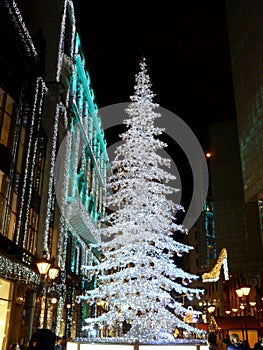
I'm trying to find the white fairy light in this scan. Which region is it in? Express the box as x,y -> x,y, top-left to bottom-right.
15,78 -> 46,246
78,58 -> 205,342
43,103 -> 60,254
6,0 -> 38,58
0,254 -> 41,287
23,79 -> 47,246
56,0 -> 76,82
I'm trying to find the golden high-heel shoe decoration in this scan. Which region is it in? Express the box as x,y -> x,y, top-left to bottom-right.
202,248 -> 229,282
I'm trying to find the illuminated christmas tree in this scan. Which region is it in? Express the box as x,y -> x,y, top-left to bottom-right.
79,58 -> 204,342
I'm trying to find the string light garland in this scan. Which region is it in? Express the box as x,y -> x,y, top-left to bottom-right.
4,0 -> 38,58
202,248 -> 229,283
56,0 -> 76,82
16,78 -> 47,246
52,2 -> 109,331
0,255 -> 41,287
23,79 -> 47,246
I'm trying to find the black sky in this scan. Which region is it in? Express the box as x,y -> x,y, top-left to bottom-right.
74,0 -> 236,150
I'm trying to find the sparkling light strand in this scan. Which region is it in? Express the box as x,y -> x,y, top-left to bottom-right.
23,79 -> 47,244
58,110 -> 72,270
56,0 -> 76,82
0,255 -> 40,287
16,78 -> 46,246
43,103 -> 60,254
55,296 -> 65,335
55,106 -> 70,331
4,0 -> 38,57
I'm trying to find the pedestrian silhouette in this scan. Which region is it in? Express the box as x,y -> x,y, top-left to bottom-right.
29,329 -> 56,350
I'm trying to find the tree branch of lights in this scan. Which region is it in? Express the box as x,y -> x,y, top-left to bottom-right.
77,58 -> 205,343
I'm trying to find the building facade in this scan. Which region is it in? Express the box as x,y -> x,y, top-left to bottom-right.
226,0 -> 263,207
0,1 -> 108,349
225,0 -> 263,316
208,119 -> 263,319
188,1 -> 263,327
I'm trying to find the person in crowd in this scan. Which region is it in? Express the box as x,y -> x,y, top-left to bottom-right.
208,332 -> 217,350
55,337 -> 63,350
29,329 -> 56,350
61,336 -> 72,350
242,340 -> 250,350
9,344 -> 20,350
208,332 -> 227,350
227,334 -> 244,350
224,335 -> 231,346
254,337 -> 263,350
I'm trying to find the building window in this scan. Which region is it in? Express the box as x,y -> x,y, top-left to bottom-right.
0,88 -> 16,149
0,170 -> 8,232
33,136 -> 45,195
0,278 -> 14,350
5,191 -> 18,241
16,126 -> 26,174
25,208 -> 39,254
0,171 -> 19,241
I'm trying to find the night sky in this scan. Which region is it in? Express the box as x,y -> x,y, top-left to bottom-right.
74,0 -> 236,150
73,0 -> 235,221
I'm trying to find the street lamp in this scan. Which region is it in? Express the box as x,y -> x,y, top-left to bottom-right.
207,305 -> 216,331
207,305 -> 216,314
236,285 -> 251,342
36,255 -> 60,328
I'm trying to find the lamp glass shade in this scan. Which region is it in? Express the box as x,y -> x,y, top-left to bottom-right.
48,266 -> 59,280
236,288 -> 244,298
241,286 -> 251,296
36,261 -> 51,275
207,306 -> 216,313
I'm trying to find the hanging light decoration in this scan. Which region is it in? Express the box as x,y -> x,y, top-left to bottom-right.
202,248 -> 229,282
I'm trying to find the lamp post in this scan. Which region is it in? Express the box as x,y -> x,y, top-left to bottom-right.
207,305 -> 216,331
236,285 -> 251,342
36,255 -> 60,328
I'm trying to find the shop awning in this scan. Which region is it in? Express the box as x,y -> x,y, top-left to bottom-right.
197,323 -> 209,331
214,316 -> 261,330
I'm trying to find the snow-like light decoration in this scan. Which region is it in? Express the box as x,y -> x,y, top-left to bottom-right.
43,102 -> 61,255
4,0 -> 38,58
56,0 -> 76,81
57,106 -> 70,261
53,106 -> 71,334
0,254 -> 41,287
202,248 -> 229,283
78,58 -> 205,343
15,78 -> 47,246
23,79 -> 47,246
